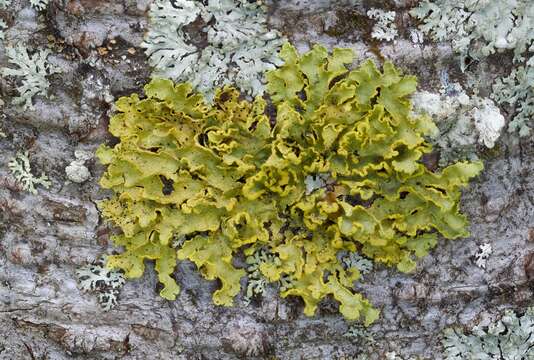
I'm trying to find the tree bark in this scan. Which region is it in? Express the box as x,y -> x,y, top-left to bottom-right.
1,1 -> 533,359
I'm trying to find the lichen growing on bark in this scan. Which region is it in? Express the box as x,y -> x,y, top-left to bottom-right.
442,307 -> 534,359
96,43 -> 482,324
142,0 -> 284,100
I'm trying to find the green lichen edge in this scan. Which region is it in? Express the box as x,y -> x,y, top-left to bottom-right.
96,43 -> 483,324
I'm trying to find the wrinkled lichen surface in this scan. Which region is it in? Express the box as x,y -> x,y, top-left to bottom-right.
1,1 -> 533,359
96,43 -> 482,325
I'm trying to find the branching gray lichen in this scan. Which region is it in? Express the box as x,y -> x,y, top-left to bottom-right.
492,59 -> 533,137
244,248 -> 275,305
8,151 -> 51,194
342,252 -> 373,276
410,1 -> 534,68
30,0 -> 48,11
0,0 -> 11,9
410,0 -> 534,137
2,45 -> 61,110
76,256 -> 126,311
142,0 -> 284,100
367,8 -> 398,42
0,114 -> 6,138
442,307 -> 534,359
344,323 -> 375,344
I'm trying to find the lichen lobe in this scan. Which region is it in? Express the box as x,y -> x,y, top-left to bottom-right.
97,43 -> 482,324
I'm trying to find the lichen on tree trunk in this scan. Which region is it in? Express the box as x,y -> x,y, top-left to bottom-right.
1,1 -> 533,359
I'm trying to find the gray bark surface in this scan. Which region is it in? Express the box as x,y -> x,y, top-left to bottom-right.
1,1 -> 533,359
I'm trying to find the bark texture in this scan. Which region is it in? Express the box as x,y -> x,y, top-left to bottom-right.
1,1 -> 533,359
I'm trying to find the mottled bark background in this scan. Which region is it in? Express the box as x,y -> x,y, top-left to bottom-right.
1,1 -> 533,359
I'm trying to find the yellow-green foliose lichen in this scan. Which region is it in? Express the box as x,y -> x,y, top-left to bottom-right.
96,43 -> 483,324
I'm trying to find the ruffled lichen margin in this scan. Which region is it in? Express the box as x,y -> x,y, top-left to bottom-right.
96,43 -> 483,324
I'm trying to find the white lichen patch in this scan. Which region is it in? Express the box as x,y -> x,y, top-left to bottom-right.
442,307 -> 534,359
411,89 -> 467,120
0,0 -> 11,9
471,99 -> 505,148
474,243 -> 492,269
8,151 -> 51,194
65,150 -> 92,184
30,0 -> 48,11
410,0 -> 534,137
367,8 -> 398,42
2,45 -> 61,110
412,82 -> 505,165
76,255 -> 126,311
142,0 -> 284,100
409,29 -> 424,44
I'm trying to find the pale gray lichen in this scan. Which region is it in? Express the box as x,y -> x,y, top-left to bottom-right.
65,150 -> 92,184
76,255 -> 126,311
30,0 -> 48,11
367,8 -> 398,42
410,1 -> 534,69
353,351 -> 420,360
474,243 -> 492,269
8,151 -> 51,194
410,1 -> 533,137
385,353 -> 422,360
492,59 -> 533,137
304,173 -> 335,195
2,45 -> 61,110
278,274 -> 294,292
471,98 -> 506,148
342,252 -> 373,276
244,276 -> 267,306
243,247 -> 302,304
442,307 -> 534,359
244,248 -> 279,305
344,323 -> 375,344
0,19 -> 6,41
412,82 -> 505,166
142,0 -> 284,100
0,113 -> 5,138
409,29 -> 424,44
0,0 -> 11,9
